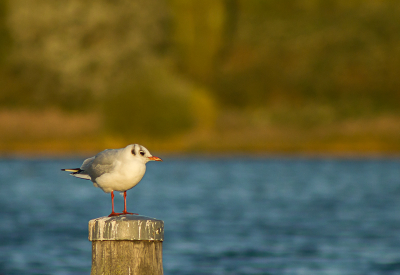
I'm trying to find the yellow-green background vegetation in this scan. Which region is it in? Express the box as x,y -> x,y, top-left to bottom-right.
0,0 -> 399,155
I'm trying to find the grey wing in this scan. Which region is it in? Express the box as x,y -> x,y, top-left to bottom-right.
85,149 -> 121,180
81,156 -> 95,170
71,172 -> 91,180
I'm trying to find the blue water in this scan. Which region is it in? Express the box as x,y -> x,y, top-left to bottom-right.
0,157 -> 400,275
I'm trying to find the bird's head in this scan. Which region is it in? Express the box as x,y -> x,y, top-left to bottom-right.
126,144 -> 163,163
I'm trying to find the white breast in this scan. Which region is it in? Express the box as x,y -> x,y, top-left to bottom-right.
94,160 -> 146,193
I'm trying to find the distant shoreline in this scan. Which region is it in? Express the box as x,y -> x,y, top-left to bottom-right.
0,109 -> 399,158
1,142 -> 399,159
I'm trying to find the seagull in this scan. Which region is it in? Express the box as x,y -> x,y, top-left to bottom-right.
61,144 -> 162,217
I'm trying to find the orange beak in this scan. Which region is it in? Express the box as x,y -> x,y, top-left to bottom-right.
148,156 -> 163,162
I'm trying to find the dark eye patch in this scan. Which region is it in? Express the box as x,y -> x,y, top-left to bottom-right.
131,149 -> 136,155
140,151 -> 145,156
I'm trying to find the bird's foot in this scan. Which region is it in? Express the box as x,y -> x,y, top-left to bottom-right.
121,211 -> 138,215
108,211 -> 123,217
108,211 -> 139,217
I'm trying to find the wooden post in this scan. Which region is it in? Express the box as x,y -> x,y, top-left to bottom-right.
89,215 -> 164,275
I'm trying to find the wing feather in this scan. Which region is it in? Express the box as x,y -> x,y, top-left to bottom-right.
70,173 -> 91,180
61,167 -> 92,180
85,149 -> 122,180
80,156 -> 95,170
62,148 -> 122,182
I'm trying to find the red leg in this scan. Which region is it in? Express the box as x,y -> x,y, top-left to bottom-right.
122,191 -> 138,215
108,191 -> 121,217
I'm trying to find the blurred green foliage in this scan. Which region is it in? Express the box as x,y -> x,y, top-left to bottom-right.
0,0 -> 10,63
0,0 -> 11,64
212,0 -> 400,115
103,69 -> 194,137
1,0 -> 400,138
103,87 -> 193,137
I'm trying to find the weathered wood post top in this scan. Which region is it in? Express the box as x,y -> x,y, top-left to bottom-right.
89,215 -> 164,241
89,215 -> 164,275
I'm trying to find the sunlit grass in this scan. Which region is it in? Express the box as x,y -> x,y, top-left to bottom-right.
0,108 -> 399,156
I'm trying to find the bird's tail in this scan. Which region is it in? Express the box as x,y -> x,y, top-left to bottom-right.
61,168 -> 91,180
61,168 -> 81,173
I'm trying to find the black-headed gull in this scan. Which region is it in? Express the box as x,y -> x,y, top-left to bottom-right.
62,144 -> 162,216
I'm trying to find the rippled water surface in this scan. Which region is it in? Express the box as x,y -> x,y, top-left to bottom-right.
0,157 -> 400,274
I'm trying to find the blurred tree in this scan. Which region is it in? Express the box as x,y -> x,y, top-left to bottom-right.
3,0 -> 169,110
103,67 -> 194,138
0,0 -> 10,64
168,0 -> 227,83
1,0 -> 400,137
212,0 -> 400,117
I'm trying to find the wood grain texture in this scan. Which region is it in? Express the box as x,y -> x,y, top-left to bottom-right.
91,240 -> 163,275
88,215 -> 164,241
